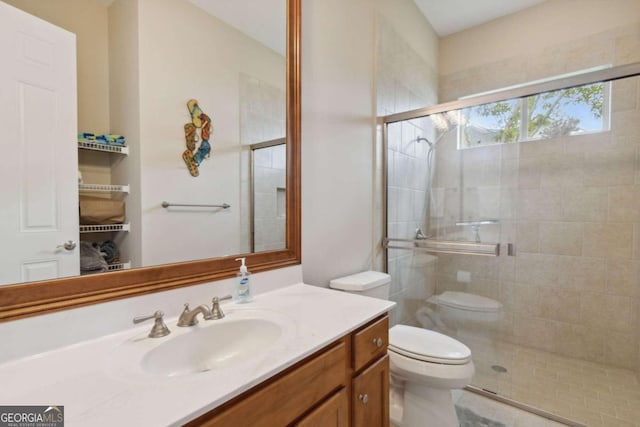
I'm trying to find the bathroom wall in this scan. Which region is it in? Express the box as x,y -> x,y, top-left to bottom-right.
301,0 -> 376,286
431,0 -> 640,374
239,74 -> 286,254
135,0 -> 286,266
300,0 -> 440,300
376,13 -> 439,326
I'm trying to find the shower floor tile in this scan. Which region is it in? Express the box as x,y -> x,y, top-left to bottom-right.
467,338 -> 640,427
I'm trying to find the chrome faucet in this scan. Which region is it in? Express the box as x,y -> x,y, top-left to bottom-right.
177,303 -> 213,327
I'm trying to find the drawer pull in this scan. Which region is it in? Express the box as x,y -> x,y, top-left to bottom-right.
373,337 -> 383,348
358,393 -> 369,404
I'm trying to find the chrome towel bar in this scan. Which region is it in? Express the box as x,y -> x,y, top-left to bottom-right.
384,237 -> 500,257
161,201 -> 230,209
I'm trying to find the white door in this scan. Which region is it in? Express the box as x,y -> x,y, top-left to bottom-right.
0,2 -> 79,285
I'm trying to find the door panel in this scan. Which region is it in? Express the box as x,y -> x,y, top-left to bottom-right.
0,1 -> 79,285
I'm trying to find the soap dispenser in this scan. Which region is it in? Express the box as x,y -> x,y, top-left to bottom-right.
234,257 -> 252,303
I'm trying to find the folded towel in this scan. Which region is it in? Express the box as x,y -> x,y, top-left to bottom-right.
78,132 -> 96,143
80,241 -> 108,272
96,134 -> 126,145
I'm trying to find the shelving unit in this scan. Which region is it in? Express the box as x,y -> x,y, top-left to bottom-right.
78,139 -> 131,273
79,223 -> 130,233
79,183 -> 130,193
78,141 -> 129,155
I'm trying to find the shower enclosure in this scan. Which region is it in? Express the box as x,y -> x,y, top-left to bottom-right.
383,63 -> 640,426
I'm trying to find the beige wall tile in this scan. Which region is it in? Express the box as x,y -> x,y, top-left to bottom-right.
608,185 -> 640,222
539,222 -> 583,256
583,223 -> 634,259
581,293 -> 636,335
539,154 -> 585,188
515,253 -> 559,286
584,147 -> 636,187
606,259 -> 640,297
556,256 -> 606,292
604,332 -> 638,370
516,221 -> 539,253
611,78 -> 638,112
517,155 -> 541,189
562,186 -> 608,222
517,188 -> 564,221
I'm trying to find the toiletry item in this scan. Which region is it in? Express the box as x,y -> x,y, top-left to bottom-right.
235,257 -> 252,303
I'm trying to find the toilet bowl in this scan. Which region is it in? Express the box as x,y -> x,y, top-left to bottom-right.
425,291 -> 502,324
417,291 -> 502,363
329,271 -> 475,427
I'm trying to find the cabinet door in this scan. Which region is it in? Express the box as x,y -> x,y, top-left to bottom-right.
352,355 -> 389,427
295,388 -> 348,427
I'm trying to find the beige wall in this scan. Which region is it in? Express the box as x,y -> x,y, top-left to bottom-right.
431,0 -> 640,394
135,0 -> 285,266
5,0 -> 111,133
440,0 -> 640,78
374,1 -> 439,326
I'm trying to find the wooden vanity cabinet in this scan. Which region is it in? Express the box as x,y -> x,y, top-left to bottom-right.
351,316 -> 389,427
185,315 -> 389,427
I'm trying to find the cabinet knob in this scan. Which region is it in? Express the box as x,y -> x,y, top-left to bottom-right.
358,394 -> 369,404
373,337 -> 383,348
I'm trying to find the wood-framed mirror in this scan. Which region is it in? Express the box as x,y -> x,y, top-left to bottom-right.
0,0 -> 301,322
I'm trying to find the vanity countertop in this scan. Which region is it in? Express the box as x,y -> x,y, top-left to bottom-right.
0,283 -> 394,426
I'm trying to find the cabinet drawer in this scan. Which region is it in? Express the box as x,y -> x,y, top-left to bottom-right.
189,341 -> 347,427
352,316 -> 388,371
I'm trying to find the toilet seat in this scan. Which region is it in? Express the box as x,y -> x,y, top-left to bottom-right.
432,291 -> 502,313
389,325 -> 471,365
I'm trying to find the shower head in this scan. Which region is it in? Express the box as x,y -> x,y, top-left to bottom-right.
416,136 -> 433,147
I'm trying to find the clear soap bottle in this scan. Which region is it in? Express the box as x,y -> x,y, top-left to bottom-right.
235,257 -> 252,303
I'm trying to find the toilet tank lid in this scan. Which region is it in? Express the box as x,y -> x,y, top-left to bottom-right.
329,271 -> 391,291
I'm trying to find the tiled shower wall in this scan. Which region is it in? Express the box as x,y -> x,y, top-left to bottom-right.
252,144 -> 286,252
239,74 -> 286,253
432,24 -> 640,371
376,17 -> 439,326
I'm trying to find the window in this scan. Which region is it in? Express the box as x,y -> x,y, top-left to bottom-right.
458,74 -> 611,149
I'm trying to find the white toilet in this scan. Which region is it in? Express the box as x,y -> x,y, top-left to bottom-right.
329,271 -> 475,427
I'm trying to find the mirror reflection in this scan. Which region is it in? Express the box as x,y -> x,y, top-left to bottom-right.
1,0 -> 286,286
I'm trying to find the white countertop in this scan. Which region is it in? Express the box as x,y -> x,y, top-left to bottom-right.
0,284 -> 394,426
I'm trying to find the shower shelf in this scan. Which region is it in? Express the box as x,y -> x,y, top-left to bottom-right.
383,237 -> 500,257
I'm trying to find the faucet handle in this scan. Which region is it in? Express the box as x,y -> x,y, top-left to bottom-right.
210,295 -> 232,320
133,310 -> 171,338
177,303 -> 194,327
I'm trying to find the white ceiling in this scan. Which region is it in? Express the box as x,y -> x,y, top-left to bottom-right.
413,0 -> 547,37
189,0 -> 286,56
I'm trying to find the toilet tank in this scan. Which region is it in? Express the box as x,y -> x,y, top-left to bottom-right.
329,271 -> 391,300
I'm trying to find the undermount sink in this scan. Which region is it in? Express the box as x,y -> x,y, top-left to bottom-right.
141,318 -> 282,377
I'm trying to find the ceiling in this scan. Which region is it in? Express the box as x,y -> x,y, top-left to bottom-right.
413,0 -> 547,37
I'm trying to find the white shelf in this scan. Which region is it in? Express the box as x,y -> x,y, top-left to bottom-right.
107,261 -> 131,271
78,141 -> 129,155
79,223 -> 130,233
79,183 -> 130,193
